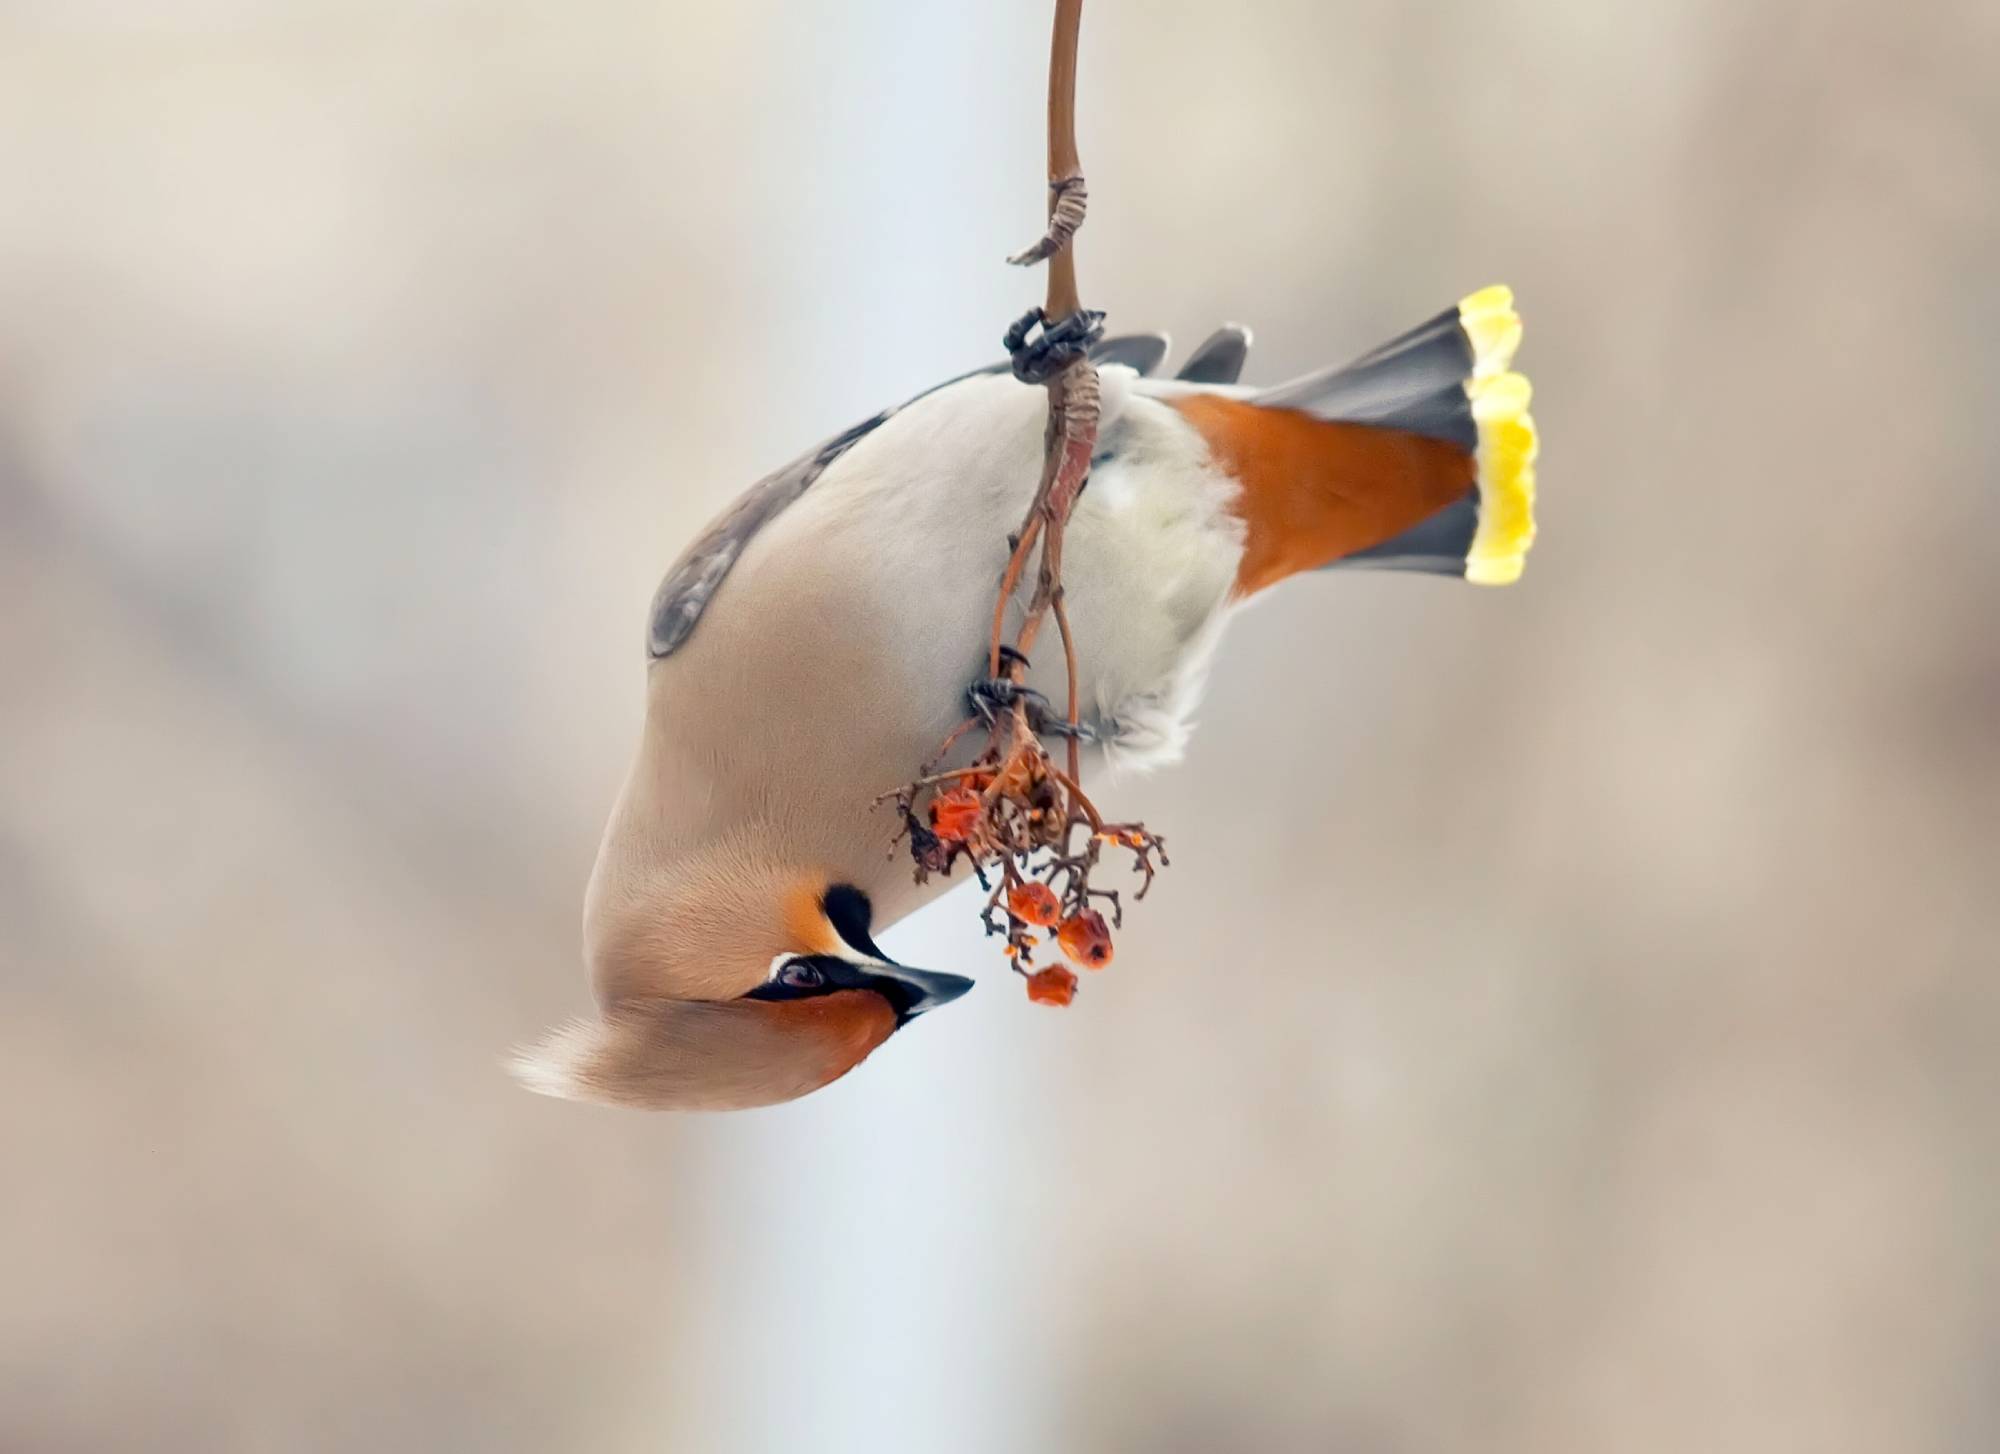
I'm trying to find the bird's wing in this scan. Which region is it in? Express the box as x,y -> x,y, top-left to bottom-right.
648,406 -> 894,659
647,352 -> 1012,660
1174,325 -> 1253,384
1090,332 -> 1171,376
647,332 -> 1175,660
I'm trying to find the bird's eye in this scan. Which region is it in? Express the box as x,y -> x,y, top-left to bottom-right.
778,960 -> 825,990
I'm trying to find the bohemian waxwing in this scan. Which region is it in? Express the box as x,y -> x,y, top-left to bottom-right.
512,287 -> 1537,1111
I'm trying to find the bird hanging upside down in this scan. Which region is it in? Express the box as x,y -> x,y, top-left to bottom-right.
513,286 -> 1538,1111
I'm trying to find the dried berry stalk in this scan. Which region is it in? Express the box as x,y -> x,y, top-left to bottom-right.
885,0 -> 1166,1004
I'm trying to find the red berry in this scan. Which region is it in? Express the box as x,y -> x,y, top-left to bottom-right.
1057,909 -> 1114,969
1008,881 -> 1062,927
927,787 -> 983,844
1025,965 -> 1078,1007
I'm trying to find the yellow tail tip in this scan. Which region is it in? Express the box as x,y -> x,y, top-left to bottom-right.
1459,286 -> 1537,586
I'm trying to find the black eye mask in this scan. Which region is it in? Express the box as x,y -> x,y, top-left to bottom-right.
744,955 -> 859,1003
742,885 -> 973,1022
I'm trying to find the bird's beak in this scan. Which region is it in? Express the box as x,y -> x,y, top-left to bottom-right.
863,961 -> 975,1021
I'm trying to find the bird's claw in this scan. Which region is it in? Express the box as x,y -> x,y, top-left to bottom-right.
968,674 -> 1096,741
1005,306 -> 1107,385
968,674 -> 1039,725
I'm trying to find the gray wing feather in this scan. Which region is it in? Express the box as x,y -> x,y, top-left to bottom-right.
1175,324 -> 1253,384
647,329 -> 1175,660
647,411 -> 887,659
1090,332 -> 1171,376
648,410 -> 892,660
647,351 -> 1022,659
1252,306 -> 1476,451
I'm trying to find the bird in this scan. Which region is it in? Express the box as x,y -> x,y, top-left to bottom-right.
511,286 -> 1537,1111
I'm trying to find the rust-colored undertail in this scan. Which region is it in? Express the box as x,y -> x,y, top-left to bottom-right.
1173,394 -> 1477,596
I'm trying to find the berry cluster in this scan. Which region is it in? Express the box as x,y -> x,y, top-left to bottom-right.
890,730 -> 1164,1006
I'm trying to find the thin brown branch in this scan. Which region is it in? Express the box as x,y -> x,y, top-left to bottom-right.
1042,0 -> 1084,319
986,514 -> 1044,679
888,0 -> 1166,1004
1051,586 -> 1082,786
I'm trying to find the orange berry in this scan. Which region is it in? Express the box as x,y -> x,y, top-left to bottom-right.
1008,881 -> 1062,927
1025,965 -> 1078,1007
927,787 -> 983,844
1057,908 -> 1114,969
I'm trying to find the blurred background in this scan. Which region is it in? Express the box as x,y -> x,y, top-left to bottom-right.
3,1 -> 1996,1450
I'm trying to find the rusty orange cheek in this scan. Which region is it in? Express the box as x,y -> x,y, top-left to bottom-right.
781,875 -> 842,955
793,990 -> 899,1056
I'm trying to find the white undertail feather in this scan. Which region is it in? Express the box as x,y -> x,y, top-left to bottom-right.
1095,602 -> 1233,774
1066,371 -> 1246,768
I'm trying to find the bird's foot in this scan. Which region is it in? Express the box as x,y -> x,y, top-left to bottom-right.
1004,306 -> 1107,385
968,660 -> 1096,742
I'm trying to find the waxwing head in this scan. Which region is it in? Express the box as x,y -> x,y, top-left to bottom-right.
514,881 -> 973,1111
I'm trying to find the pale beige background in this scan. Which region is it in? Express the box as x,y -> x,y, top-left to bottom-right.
3,2 -> 1996,1451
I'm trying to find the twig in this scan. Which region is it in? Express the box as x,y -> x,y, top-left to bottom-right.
888,0 -> 1166,1004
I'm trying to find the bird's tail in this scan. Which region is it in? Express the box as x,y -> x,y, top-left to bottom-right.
1171,286 -> 1538,593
